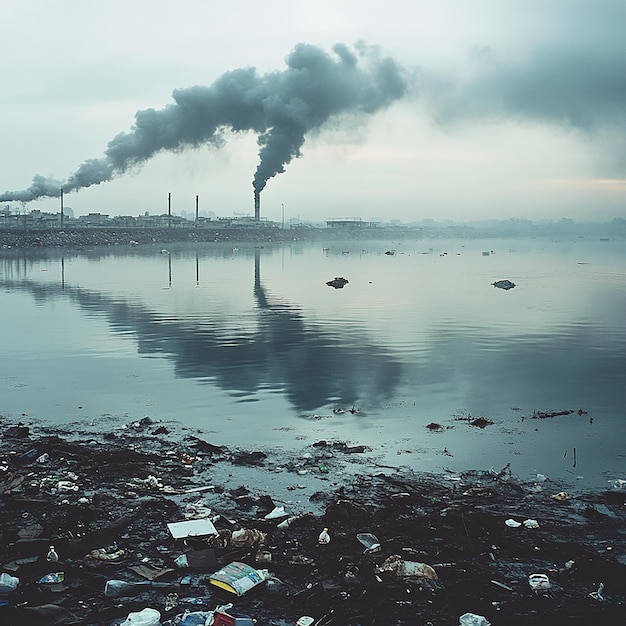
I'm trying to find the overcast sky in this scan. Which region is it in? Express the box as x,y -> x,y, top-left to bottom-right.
2,0 -> 625,223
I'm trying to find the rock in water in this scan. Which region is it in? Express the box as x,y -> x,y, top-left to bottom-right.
492,279 -> 516,290
326,277 -> 349,289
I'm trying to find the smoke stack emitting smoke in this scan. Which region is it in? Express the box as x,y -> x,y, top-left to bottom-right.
1,42 -> 407,218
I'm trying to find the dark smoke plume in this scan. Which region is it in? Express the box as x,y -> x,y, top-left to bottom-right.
1,42 -> 407,205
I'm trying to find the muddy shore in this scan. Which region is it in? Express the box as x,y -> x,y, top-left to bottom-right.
1,415 -> 624,625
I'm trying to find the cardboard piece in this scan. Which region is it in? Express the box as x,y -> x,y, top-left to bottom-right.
167,518 -> 218,539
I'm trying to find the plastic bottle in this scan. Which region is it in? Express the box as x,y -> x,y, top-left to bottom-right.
47,545 -> 59,562
104,579 -> 171,598
318,528 -> 331,544
120,607 -> 161,625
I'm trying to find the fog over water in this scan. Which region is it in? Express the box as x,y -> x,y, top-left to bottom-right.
1,237 -> 625,490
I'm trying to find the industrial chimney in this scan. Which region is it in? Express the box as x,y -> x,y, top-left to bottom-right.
254,190 -> 260,221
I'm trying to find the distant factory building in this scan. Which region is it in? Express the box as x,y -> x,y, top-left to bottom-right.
326,218 -> 377,228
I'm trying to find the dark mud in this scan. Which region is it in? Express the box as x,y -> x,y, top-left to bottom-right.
1,417 -> 625,625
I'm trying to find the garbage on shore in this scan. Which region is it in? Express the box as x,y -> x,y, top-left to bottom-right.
1,418 -> 625,625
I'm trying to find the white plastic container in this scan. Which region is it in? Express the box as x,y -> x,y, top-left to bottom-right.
0,573 -> 19,594
528,573 -> 551,591
459,613 -> 490,626
120,607 -> 161,625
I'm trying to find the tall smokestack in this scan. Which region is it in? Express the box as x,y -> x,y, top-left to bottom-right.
60,188 -> 64,227
168,192 -> 171,228
254,190 -> 260,221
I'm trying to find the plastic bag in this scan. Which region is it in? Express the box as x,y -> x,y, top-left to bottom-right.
121,607 -> 161,625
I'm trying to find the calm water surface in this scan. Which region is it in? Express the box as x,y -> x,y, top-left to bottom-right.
1,237 -> 625,489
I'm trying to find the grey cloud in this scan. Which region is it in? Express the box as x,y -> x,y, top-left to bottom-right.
425,30 -> 626,134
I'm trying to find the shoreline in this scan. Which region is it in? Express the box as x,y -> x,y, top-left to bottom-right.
0,226 -> 422,250
1,415 -> 625,624
2,225 -> 622,251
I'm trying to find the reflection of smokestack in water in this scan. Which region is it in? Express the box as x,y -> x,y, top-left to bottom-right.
254,190 -> 260,221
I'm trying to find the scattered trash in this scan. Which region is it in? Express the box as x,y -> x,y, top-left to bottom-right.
255,551 -> 272,564
37,571 -> 67,593
505,518 -> 539,529
264,505 -> 288,520
38,572 -> 64,584
1,419 -> 624,623
46,545 -> 59,562
357,532 -> 381,553
491,579 -> 513,592
375,555 -> 438,580
590,582 -> 605,602
229,528 -> 267,549
104,579 -> 171,598
209,561 -> 268,596
0,572 -> 19,593
184,500 -> 214,519
318,527 -> 331,544
86,547 -> 125,561
212,605 -> 256,625
56,479 -> 79,492
551,491 -> 571,501
528,573 -> 551,592
459,613 -> 491,626
165,592 -> 179,611
277,514 -> 303,529
174,611 -> 213,625
167,518 -> 218,540
120,607 -> 161,625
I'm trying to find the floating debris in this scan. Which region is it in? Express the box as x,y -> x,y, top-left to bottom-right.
326,276 -> 349,289
491,279 -> 516,290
